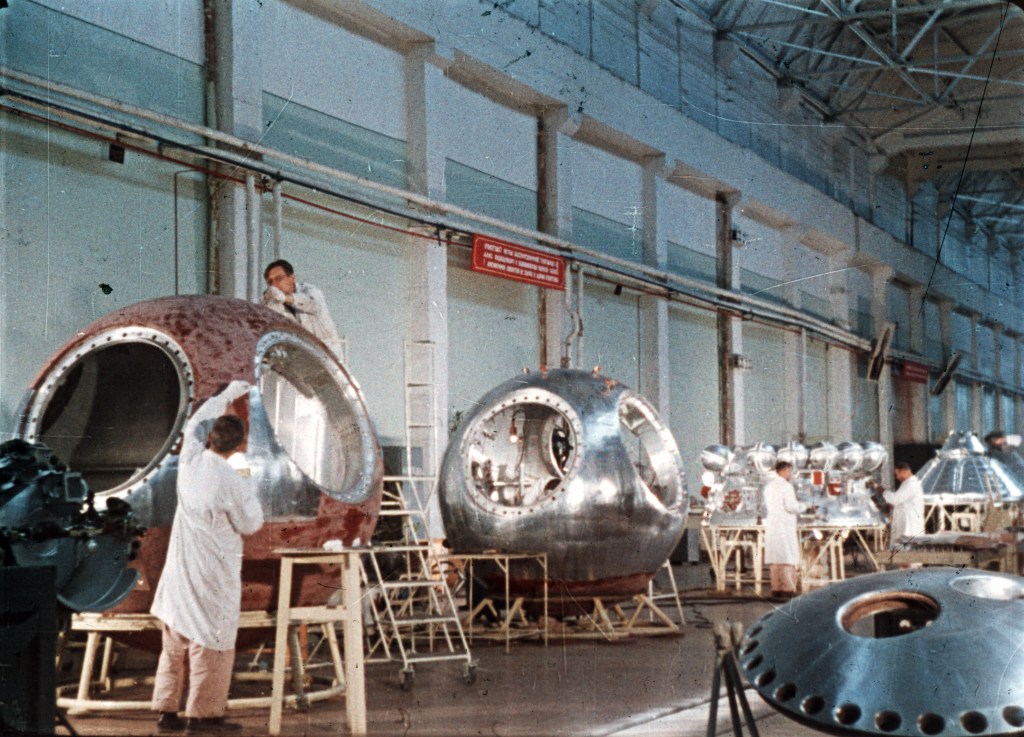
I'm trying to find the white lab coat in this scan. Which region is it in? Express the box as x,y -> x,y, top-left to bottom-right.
884,474 -> 925,543
763,473 -> 801,566
264,281 -> 344,359
151,382 -> 264,651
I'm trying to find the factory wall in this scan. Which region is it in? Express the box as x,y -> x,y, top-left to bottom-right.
0,114 -> 209,433
2,0 -> 1022,487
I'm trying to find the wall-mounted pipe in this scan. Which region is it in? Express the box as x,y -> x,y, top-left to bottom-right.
272,180 -> 283,261
575,265 -> 585,369
245,172 -> 259,302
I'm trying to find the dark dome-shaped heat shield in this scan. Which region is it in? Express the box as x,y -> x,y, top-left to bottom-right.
740,568 -> 1024,736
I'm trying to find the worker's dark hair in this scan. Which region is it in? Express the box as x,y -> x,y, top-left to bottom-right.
263,259 -> 294,280
775,460 -> 792,473
984,430 -> 1006,444
209,415 -> 246,453
894,461 -> 912,472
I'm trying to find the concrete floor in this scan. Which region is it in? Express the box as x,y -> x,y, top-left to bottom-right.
57,565 -> 829,737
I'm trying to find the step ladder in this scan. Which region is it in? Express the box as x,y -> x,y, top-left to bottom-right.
361,481 -> 475,690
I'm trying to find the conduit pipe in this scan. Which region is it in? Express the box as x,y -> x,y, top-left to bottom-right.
2,67 -> 869,354
245,172 -> 259,302
562,263 -> 577,368
272,180 -> 283,261
575,265 -> 585,368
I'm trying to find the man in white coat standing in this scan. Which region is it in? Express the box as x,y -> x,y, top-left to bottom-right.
884,461 -> 925,550
763,460 -> 802,599
151,381 -> 264,733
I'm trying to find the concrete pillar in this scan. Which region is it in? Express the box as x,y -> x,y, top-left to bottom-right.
1016,337 -> 1023,433
825,250 -> 853,440
906,285 -> 928,443
969,313 -> 982,433
716,192 -> 744,446
937,299 -> 957,433
870,265 -> 894,478
538,109 -> 579,369
781,227 -> 804,441
637,157 -> 671,419
403,47 -> 450,528
993,324 -> 1004,429
208,0 -> 263,299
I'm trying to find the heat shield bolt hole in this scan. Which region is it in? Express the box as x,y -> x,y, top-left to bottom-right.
960,711 -> 987,734
835,704 -> 862,725
773,683 -> 796,703
918,713 -> 945,735
875,711 -> 901,732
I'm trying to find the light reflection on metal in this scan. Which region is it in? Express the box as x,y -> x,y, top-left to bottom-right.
833,441 -> 864,474
700,440 -> 887,527
439,368 -> 687,597
776,441 -> 809,468
700,444 -> 735,473
746,442 -> 777,474
860,441 -> 887,473
808,441 -> 838,470
741,568 -> 1024,736
16,296 -> 383,620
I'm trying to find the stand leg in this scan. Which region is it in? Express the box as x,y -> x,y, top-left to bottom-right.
706,660 -> 723,737
724,654 -> 761,737
55,708 -> 79,736
708,621 -> 762,737
288,628 -> 308,709
721,661 -> 744,737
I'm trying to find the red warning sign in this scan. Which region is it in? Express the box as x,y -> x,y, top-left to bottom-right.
899,360 -> 930,384
471,234 -> 565,290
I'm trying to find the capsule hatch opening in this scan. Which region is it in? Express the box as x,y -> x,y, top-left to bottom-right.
32,338 -> 190,495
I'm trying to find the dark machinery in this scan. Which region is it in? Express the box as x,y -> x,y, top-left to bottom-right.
0,438 -> 143,735
0,439 -> 142,611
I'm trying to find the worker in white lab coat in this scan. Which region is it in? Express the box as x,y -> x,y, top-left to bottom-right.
763,460 -> 802,598
262,258 -> 344,359
884,461 -> 925,550
151,381 -> 264,733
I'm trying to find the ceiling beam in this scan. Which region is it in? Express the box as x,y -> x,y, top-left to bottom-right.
790,47 -> 1024,79
734,0 -> 1007,31
818,0 -> 936,102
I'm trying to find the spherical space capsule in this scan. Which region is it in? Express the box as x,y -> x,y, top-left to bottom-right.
700,444 -> 735,473
776,441 -> 808,469
439,369 -> 687,599
16,296 -> 383,635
